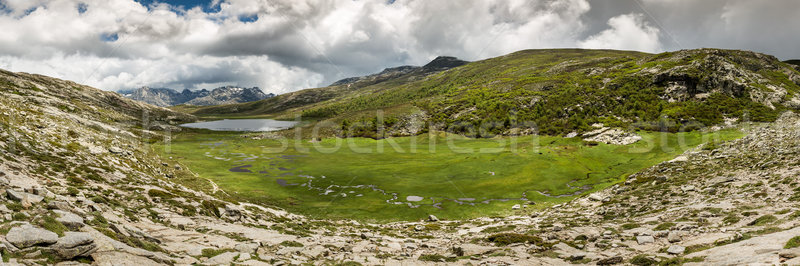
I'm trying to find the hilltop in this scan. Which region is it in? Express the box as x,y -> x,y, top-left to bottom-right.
189,48 -> 800,138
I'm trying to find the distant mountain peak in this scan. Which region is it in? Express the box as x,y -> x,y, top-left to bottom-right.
121,86 -> 274,107
423,56 -> 468,70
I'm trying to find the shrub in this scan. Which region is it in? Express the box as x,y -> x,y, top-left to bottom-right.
147,189 -> 174,199
654,222 -> 675,231
785,236 -> 800,249
201,248 -> 234,258
748,215 -> 777,226
201,200 -> 225,217
621,223 -> 640,230
36,215 -> 67,237
486,233 -> 546,246
629,254 -> 657,266
279,240 -> 304,247
418,254 -> 457,262
722,214 -> 741,225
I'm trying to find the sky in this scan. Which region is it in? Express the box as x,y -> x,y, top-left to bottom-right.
0,0 -> 798,94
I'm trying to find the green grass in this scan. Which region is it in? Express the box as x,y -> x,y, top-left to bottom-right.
155,127 -> 743,222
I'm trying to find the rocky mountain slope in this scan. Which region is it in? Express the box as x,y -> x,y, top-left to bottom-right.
122,86 -> 274,107
190,49 -> 800,139
2,52 -> 800,265
187,56 -> 469,119
330,56 -> 469,87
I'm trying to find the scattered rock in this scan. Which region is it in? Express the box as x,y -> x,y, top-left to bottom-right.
235,242 -> 260,254
667,245 -> 686,255
54,210 -> 85,230
636,235 -> 655,245
667,231 -> 681,243
237,253 -> 251,261
779,248 -> 800,259
203,252 -> 239,265
6,189 -> 43,204
52,232 -> 97,259
583,128 -> 642,145
589,193 -> 609,202
5,224 -> 58,248
54,261 -> 91,266
92,251 -> 161,266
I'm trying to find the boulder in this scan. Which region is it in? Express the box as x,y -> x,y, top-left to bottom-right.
779,248 -> 800,259
54,210 -> 85,230
427,215 -> 439,222
51,232 -> 97,259
54,261 -> 91,266
667,245 -> 686,255
6,189 -> 43,204
47,201 -> 73,212
92,251 -> 161,266
511,204 -> 521,210
237,253 -> 251,261
203,252 -> 239,265
221,204 -> 243,221
588,193 -> 607,202
235,242 -> 260,254
667,231 -> 682,243
636,235 -> 655,245
5,224 -> 58,248
0,204 -> 11,214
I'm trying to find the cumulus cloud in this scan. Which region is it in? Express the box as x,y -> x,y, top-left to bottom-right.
0,0 -> 797,93
579,14 -> 661,53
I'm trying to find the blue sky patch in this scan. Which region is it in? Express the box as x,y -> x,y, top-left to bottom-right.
134,0 -> 219,13
100,32 -> 119,42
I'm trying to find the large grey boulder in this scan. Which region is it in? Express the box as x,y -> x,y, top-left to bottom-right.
203,252 -> 239,265
6,189 -> 43,204
5,224 -> 58,248
667,231 -> 682,243
636,235 -> 655,245
54,210 -> 85,230
51,232 -> 97,259
667,245 -> 686,255
234,242 -> 260,254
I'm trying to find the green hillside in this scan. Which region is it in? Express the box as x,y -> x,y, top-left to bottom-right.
188,49 -> 800,138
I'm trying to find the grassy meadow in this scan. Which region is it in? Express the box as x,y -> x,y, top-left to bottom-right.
154,127 -> 744,222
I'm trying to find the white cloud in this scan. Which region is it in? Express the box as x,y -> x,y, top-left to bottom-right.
0,0 -> 729,93
579,13 -> 661,53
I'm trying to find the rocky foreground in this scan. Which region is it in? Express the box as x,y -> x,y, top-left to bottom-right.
2,69 -> 800,265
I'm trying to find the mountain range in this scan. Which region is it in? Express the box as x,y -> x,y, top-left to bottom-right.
120,86 -> 274,107
188,48 -> 800,138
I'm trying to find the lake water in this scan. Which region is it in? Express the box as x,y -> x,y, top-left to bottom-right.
181,119 -> 298,132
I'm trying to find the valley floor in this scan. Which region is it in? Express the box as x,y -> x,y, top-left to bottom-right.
153,128 -> 742,222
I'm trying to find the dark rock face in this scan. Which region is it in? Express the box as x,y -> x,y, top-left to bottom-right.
330,56 -> 468,86
122,86 -> 274,106
422,56 -> 468,71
